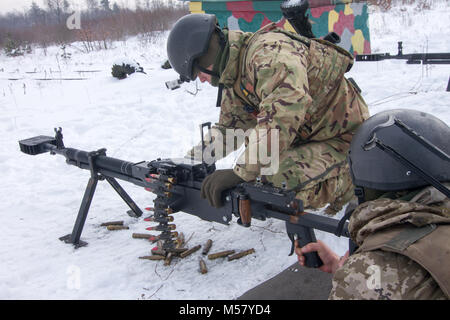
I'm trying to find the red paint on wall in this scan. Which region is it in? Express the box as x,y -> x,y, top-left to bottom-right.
332,11 -> 355,35
310,5 -> 333,18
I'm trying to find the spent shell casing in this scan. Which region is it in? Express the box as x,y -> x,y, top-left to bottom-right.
132,233 -> 152,239
106,225 -> 129,231
199,259 -> 208,274
100,221 -> 124,227
228,248 -> 255,261
180,245 -> 201,258
139,255 -> 165,261
202,239 -> 213,255
207,250 -> 235,260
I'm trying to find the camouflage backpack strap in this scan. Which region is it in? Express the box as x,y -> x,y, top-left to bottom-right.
232,24 -> 278,113
232,23 -> 310,114
312,38 -> 355,72
356,223 -> 450,298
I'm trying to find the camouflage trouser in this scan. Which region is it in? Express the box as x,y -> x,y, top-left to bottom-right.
265,137 -> 355,214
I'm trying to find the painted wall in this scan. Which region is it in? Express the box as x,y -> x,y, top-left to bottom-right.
186,0 -> 371,54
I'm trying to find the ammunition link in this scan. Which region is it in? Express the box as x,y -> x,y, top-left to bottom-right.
146,173 -> 178,255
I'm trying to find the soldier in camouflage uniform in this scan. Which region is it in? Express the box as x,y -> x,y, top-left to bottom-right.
296,109 -> 450,300
167,14 -> 369,212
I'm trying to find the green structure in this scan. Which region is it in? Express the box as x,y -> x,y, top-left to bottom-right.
185,0 -> 371,54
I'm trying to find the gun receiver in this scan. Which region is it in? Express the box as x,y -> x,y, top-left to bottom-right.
19,128 -> 349,268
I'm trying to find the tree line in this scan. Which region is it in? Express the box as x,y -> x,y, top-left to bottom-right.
0,0 -> 188,53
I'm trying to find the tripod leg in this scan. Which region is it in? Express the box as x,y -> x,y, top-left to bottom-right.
59,176 -> 98,248
105,176 -> 143,218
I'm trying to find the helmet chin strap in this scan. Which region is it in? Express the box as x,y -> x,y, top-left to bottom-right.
194,27 -> 226,80
195,63 -> 220,79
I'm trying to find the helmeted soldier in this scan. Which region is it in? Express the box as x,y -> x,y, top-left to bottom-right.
167,14 -> 369,213
295,109 -> 450,300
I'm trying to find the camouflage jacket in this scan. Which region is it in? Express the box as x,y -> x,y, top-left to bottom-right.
329,185 -> 450,300
209,24 -> 369,181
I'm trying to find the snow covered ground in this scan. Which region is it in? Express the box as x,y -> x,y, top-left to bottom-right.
0,1 -> 449,299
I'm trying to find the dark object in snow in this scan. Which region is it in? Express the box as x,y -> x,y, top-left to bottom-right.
161,60 -> 172,69
111,59 -> 145,79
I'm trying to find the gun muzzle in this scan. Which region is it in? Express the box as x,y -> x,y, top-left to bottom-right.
19,136 -> 57,155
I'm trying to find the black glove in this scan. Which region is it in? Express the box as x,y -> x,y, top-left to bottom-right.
201,169 -> 244,208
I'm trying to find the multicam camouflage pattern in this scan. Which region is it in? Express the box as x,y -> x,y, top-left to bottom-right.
187,0 -> 371,54
329,185 -> 450,300
208,24 -> 369,210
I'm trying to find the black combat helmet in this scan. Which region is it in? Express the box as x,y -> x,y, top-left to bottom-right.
167,14 -> 218,81
348,109 -> 450,195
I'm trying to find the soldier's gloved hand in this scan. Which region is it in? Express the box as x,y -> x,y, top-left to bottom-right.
295,240 -> 348,274
201,169 -> 244,208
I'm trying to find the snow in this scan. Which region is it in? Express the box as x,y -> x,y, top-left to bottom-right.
1,1 -> 449,299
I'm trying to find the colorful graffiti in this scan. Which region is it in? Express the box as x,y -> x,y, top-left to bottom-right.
186,0 -> 371,54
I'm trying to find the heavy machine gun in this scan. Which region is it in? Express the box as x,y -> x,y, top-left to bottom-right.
18,126 -> 351,268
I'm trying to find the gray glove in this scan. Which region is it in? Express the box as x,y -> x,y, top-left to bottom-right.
201,169 -> 244,208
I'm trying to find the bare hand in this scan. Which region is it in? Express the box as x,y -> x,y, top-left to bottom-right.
295,240 -> 349,274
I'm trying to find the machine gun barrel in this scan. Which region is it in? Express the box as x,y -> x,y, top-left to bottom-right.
19,129 -> 350,267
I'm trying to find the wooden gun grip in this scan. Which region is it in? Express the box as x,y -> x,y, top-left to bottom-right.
238,194 -> 252,227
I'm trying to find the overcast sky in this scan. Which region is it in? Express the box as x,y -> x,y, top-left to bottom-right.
0,0 -> 45,14
0,0 -> 140,14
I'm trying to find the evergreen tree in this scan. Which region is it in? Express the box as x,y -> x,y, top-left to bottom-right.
100,0 -> 111,11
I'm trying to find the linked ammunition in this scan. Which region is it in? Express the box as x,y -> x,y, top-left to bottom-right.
152,247 -> 166,256
164,233 -> 185,266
